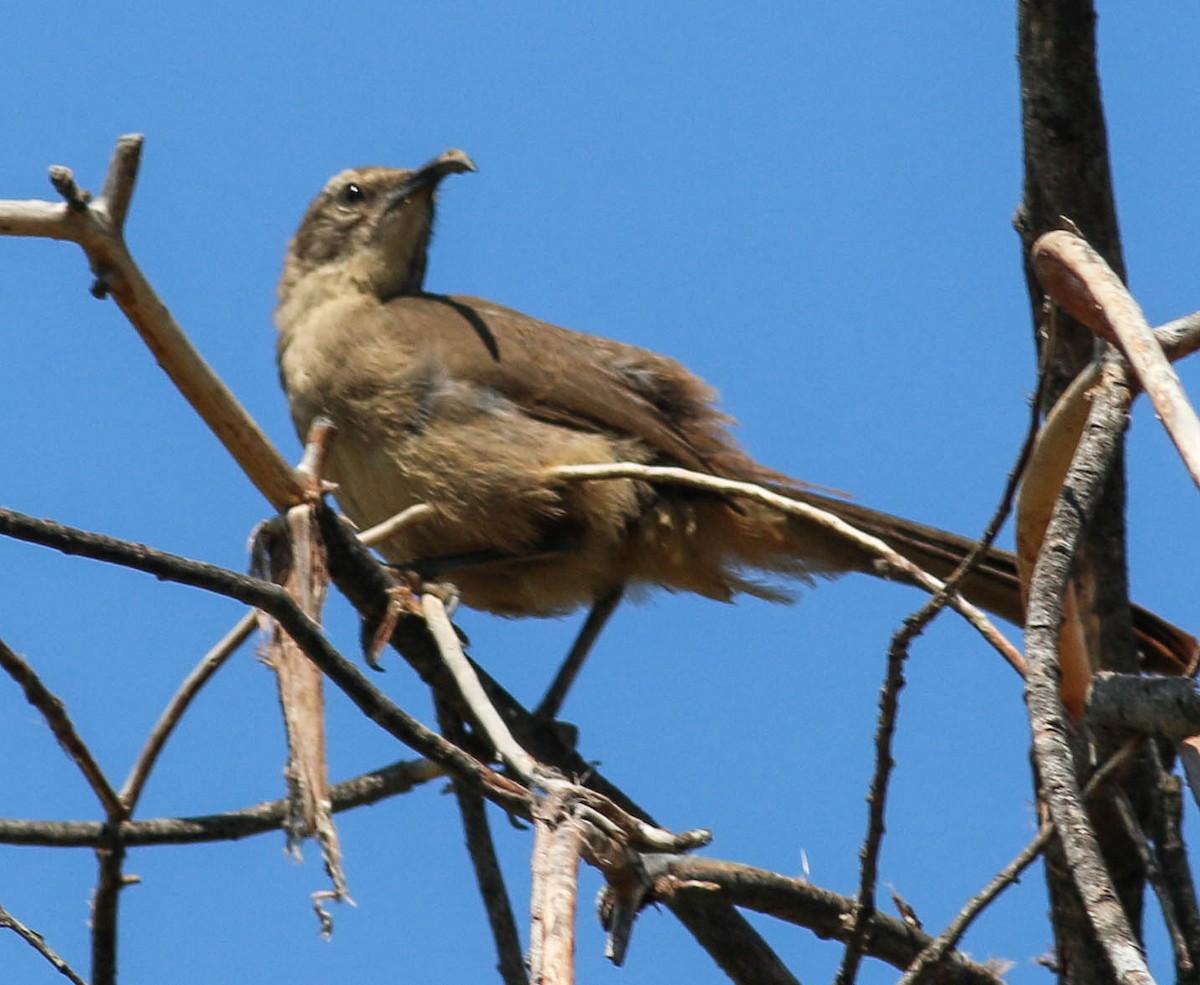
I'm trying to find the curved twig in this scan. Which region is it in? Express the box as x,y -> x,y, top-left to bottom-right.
0,638 -> 122,819
549,462 -> 1025,673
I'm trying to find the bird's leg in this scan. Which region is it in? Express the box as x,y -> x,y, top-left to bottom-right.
535,586 -> 624,721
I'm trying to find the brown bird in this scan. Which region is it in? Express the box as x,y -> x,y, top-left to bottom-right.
276,150 -> 1192,708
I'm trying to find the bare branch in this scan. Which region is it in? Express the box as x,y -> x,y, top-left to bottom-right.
835,609 -> 910,985
529,789 -> 583,985
0,637 -> 122,819
0,136 -> 304,510
423,593 -> 537,782
0,504 -> 532,817
1087,673 -> 1200,743
120,611 -> 255,809
1148,767 -> 1200,980
1033,230 -> 1200,491
899,740 -> 1137,984
0,757 -> 443,848
550,462 -> 1025,673
1024,357 -> 1154,985
0,901 -> 88,985
436,699 -> 528,985
91,835 -> 129,985
96,134 -> 141,234
649,855 -> 1003,985
1110,789 -> 1193,978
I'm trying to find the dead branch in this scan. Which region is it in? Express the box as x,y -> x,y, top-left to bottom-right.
1033,230 -> 1200,491
0,504 -> 532,818
0,135 -> 303,511
1024,357 -> 1154,985
529,789 -> 583,985
835,612 -> 909,985
0,901 -> 87,985
550,462 -> 1025,674
435,699 -> 528,985
0,757 -> 442,849
1087,674 -> 1200,743
120,612 -> 255,808
647,855 -> 1003,985
0,638 -> 122,819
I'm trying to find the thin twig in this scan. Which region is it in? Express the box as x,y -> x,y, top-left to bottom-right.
119,498 -> 430,810
550,462 -> 1024,673
835,615 -> 910,985
536,588 -> 623,721
833,361 -> 1052,982
884,315 -> 1049,669
897,739 -> 1138,984
422,593 -> 538,783
902,825 -> 1050,985
0,901 -> 88,985
0,637 -> 122,819
358,503 -> 435,546
1109,788 -> 1193,978
1148,759 -> 1200,981
120,611 -> 256,808
436,698 -> 528,985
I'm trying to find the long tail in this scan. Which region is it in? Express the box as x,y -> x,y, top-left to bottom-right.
787,489 -> 1197,677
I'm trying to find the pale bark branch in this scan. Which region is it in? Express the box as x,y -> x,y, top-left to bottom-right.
550,462 -> 1025,674
1033,230 -> 1200,491
1023,357 -> 1155,985
0,136 -> 303,510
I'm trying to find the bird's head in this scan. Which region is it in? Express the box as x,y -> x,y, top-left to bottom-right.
279,149 -> 476,305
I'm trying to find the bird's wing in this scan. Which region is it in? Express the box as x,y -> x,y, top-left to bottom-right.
372,293 -> 787,482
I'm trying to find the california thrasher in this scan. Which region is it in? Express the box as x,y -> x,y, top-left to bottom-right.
275,149 -> 1192,694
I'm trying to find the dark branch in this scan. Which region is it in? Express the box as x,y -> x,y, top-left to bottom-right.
0,757 -> 443,848
650,855 -> 1003,985
0,636 -> 122,818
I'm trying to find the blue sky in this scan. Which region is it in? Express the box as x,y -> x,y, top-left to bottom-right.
3,4 -> 1199,983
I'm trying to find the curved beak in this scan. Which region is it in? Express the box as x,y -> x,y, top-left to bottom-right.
385,148 -> 477,210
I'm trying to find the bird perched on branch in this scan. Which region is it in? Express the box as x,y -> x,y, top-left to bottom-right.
275,149 -> 1192,697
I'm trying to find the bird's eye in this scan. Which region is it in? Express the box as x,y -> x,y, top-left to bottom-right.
339,182 -> 366,205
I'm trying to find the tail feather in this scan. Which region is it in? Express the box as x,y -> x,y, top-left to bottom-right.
788,489 -> 1198,678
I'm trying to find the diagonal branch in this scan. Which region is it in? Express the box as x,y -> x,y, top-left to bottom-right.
0,504 -> 532,818
0,901 -> 88,985
0,136 -> 303,510
0,636 -> 122,819
550,462 -> 1024,673
435,698 -> 528,985
120,611 -> 255,809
